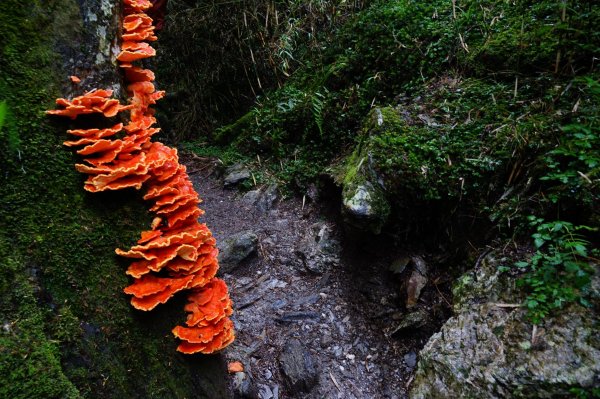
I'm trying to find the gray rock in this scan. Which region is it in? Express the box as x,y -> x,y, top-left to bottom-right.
242,184 -> 278,212
294,223 -> 340,274
343,184 -> 375,217
338,108 -> 400,234
342,181 -> 389,234
451,252 -> 516,313
410,253 -> 600,398
257,384 -> 274,399
242,189 -> 261,204
224,163 -> 251,187
271,299 -> 288,310
218,231 -> 258,273
389,309 -> 429,335
411,255 -> 428,275
279,339 -> 318,394
256,184 -> 278,212
320,332 -> 333,348
404,351 -> 418,369
232,371 -> 258,398
406,256 -> 428,309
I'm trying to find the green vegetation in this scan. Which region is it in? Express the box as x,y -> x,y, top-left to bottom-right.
173,0 -> 598,208
1,2 -> 82,396
541,77 -> 600,208
510,217 -> 597,324
156,0 -> 362,141
571,386 -> 600,399
0,247 -> 80,399
507,76 -> 600,324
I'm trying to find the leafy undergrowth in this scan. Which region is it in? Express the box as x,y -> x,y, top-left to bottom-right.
155,0 -> 363,141
184,0 -> 598,216
511,218 -> 597,324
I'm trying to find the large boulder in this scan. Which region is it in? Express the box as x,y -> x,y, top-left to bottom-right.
339,108 -> 392,234
410,253 -> 600,398
342,180 -> 389,234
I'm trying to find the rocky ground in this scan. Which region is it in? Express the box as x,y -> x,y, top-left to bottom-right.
183,154 -> 453,398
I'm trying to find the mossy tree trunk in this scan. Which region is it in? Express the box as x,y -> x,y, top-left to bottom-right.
0,1 -> 228,398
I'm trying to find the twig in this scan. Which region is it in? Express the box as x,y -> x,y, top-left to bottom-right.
329,372 -> 341,392
474,248 -> 493,270
187,164 -> 213,175
555,1 -> 567,73
459,33 -> 469,53
493,303 -> 522,308
577,171 -> 592,184
433,279 -> 452,308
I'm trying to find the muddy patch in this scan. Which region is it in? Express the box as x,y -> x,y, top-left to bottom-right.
184,155 -> 452,398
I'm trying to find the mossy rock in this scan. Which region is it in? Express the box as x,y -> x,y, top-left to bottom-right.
339,105 -> 451,234
411,253 -> 600,398
339,108 -> 395,234
451,252 -> 523,313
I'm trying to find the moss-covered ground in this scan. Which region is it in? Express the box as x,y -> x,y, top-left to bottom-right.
0,1 -> 227,397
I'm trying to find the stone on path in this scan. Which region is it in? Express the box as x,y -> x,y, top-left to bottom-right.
218,231 -> 258,274
224,163 -> 251,187
279,339 -> 318,394
294,222 -> 340,275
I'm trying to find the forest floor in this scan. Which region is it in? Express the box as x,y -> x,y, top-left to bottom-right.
183,153 -> 452,399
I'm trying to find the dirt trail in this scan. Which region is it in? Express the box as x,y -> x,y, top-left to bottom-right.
185,156 -> 449,399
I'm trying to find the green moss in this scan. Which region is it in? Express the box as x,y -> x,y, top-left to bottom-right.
341,147 -> 363,187
0,243 -> 80,399
0,1 -> 227,398
337,112 -> 393,233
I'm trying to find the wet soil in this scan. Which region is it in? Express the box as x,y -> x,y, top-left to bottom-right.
184,154 -> 452,399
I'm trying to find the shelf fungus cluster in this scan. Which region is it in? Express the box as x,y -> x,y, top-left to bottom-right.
46,0 -> 234,355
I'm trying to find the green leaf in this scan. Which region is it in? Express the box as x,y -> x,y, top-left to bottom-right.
552,222 -> 563,232
573,244 -> 588,256
526,299 -> 538,309
579,297 -> 592,307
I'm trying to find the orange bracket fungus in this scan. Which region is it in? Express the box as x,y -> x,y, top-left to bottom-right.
46,0 -> 234,355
